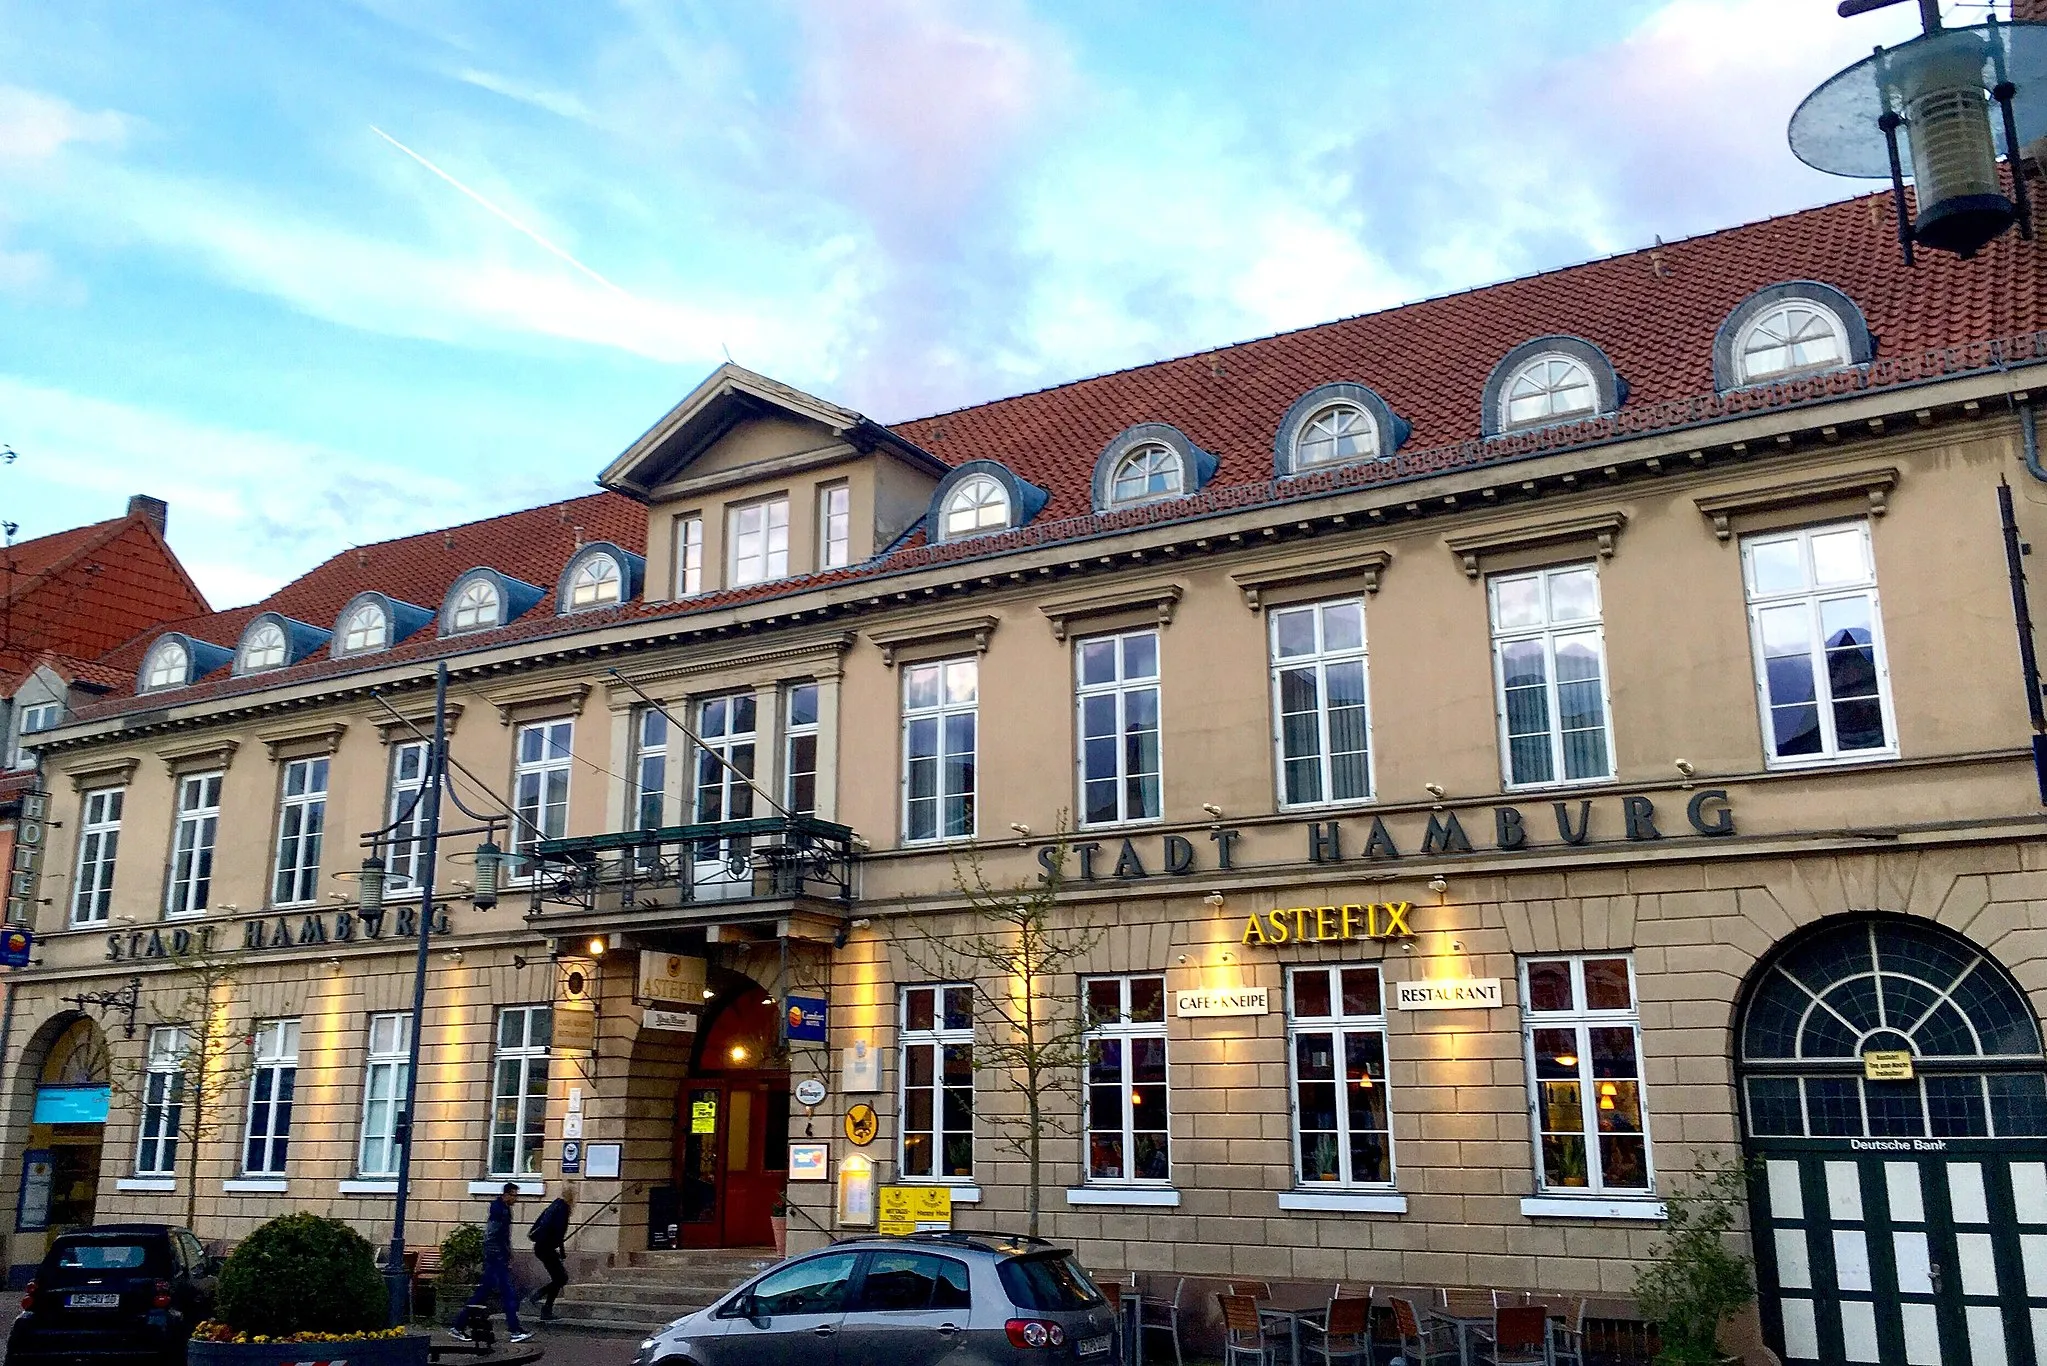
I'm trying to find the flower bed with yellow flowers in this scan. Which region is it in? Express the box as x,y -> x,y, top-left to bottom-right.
194,1321 -> 414,1345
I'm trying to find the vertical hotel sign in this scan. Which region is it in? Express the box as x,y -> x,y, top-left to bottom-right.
7,790 -> 48,925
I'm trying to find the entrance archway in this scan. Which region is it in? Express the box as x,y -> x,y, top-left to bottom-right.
1735,915 -> 2047,1366
8,1014 -> 111,1273
675,982 -> 789,1248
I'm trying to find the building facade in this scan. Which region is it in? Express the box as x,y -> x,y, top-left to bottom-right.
7,193 -> 2047,1366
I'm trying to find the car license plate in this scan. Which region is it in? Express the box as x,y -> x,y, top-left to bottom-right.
1077,1334 -> 1112,1357
67,1293 -> 120,1308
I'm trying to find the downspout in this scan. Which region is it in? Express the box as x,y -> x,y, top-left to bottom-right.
1998,476 -> 2047,802
2024,398 -> 2046,482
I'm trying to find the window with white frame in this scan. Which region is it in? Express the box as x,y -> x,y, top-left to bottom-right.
1489,564 -> 1614,788
358,1012 -> 411,1177
489,1005 -> 552,1177
1288,964 -> 1392,1186
72,788 -> 123,926
1523,955 -> 1652,1194
137,1026 -> 186,1176
1083,974 -> 1169,1183
943,476 -> 1009,538
819,485 -> 851,569
1295,402 -> 1379,467
786,684 -> 819,817
1502,354 -> 1597,429
341,600 -> 388,654
1076,631 -> 1161,826
693,694 -> 757,882
449,578 -> 501,633
239,620 -> 287,673
510,720 -> 572,878
568,554 -> 622,610
634,708 -> 668,831
272,756 -> 329,906
12,701 -> 59,768
243,1018 -> 299,1176
1736,301 -> 1848,383
729,498 -> 790,586
1108,444 -> 1183,507
903,659 -> 975,842
386,741 -> 429,890
1741,521 -> 1894,764
900,984 -> 974,1181
675,515 -> 705,596
143,639 -> 188,691
166,772 -> 223,917
1271,600 -> 1371,806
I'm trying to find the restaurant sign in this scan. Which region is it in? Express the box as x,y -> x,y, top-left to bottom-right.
1173,986 -> 1269,1018
1241,902 -> 1412,947
1395,978 -> 1503,1011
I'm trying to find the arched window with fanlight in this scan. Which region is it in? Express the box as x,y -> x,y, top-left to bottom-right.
1110,443 -> 1184,506
143,639 -> 189,692
1295,402 -> 1379,467
943,475 -> 1010,538
567,554 -> 621,610
1735,301 -> 1850,384
238,620 -> 287,674
340,600 -> 388,654
1503,354 -> 1598,430
449,578 -> 501,633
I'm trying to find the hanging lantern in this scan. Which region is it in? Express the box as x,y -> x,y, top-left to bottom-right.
1789,16 -> 2047,261
357,856 -> 387,916
470,841 -> 504,910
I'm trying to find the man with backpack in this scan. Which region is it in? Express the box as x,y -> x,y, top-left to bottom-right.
451,1183 -> 531,1344
528,1184 -> 575,1322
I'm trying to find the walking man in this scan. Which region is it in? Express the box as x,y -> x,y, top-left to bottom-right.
528,1184 -> 574,1322
452,1183 -> 531,1344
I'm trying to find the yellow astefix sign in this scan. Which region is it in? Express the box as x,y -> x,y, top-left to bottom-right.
1241,902 -> 1413,946
878,1185 -> 953,1235
1863,1050 -> 1915,1081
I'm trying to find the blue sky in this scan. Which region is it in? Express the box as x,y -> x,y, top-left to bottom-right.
0,0 -> 1936,607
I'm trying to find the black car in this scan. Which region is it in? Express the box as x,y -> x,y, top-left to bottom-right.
7,1224 -> 219,1365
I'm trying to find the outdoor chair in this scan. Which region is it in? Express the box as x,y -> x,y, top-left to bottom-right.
1229,1281 -> 1274,1300
1136,1275 -> 1185,1366
1219,1294 -> 1279,1366
1472,1305 -> 1553,1366
1388,1297 -> 1462,1366
1298,1292 -> 1373,1366
1546,1298 -> 1586,1366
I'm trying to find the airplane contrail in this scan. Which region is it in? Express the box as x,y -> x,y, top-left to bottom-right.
370,124 -> 628,296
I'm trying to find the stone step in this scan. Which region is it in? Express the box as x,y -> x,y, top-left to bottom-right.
551,1299 -> 701,1333
595,1264 -> 772,1286
556,1286 -> 723,1311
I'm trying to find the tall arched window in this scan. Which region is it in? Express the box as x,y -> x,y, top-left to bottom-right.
1294,402 -> 1379,467
1502,355 -> 1597,430
341,601 -> 388,654
144,639 -> 189,691
239,621 -> 287,673
943,475 -> 1009,537
1736,301 -> 1849,383
1109,443 -> 1184,506
567,554 -> 621,610
450,579 -> 501,633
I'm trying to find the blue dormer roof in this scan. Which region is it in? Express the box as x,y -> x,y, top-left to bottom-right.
331,591 -> 436,658
439,567 -> 546,637
557,542 -> 647,613
926,461 -> 1051,543
235,612 -> 332,676
138,632 -> 234,694
1091,424 -> 1220,513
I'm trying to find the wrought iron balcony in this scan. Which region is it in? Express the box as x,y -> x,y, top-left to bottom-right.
522,815 -> 857,920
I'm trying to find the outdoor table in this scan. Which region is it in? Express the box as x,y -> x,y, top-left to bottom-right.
1256,1300 -> 1329,1366
1432,1309 -> 1493,1366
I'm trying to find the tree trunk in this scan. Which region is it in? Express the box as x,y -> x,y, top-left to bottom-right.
185,1104 -> 200,1232
1026,1088 -> 1042,1237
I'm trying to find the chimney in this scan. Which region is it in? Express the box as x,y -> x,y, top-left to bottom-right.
127,495 -> 168,535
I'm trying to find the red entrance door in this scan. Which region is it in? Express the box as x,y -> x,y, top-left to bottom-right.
677,1075 -> 790,1247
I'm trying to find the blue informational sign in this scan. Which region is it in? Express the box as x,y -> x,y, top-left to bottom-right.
785,996 -> 828,1044
16,1149 -> 52,1232
561,1140 -> 582,1175
0,928 -> 32,967
32,1086 -> 111,1125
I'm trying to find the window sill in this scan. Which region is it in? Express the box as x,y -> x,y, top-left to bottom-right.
470,1180 -> 545,1196
1277,1191 -> 1407,1215
223,1178 -> 288,1194
339,1179 -> 399,1196
116,1177 -> 176,1193
1520,1196 -> 1665,1221
1065,1187 -> 1180,1208
1762,749 -> 1900,773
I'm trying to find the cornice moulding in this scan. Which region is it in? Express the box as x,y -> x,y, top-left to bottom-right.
1038,582 -> 1184,642
1229,549 -> 1394,610
256,720 -> 348,760
866,615 -> 1001,667
67,757 -> 139,792
1692,466 -> 1899,540
481,680 -> 593,726
1443,511 -> 1628,578
368,703 -> 464,744
157,738 -> 239,776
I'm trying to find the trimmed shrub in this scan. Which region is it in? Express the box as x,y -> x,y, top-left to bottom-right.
215,1212 -> 389,1338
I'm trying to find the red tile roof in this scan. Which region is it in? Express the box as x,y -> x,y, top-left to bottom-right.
1,512 -> 210,678
65,189 -> 2047,721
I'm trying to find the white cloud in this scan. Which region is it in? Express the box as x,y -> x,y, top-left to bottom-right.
0,84 -> 130,164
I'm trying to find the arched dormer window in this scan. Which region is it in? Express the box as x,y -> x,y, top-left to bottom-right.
944,475 -> 1010,538
555,542 -> 645,617
144,638 -> 189,691
1714,282 -> 1872,392
1090,424 -> 1219,513
238,620 -> 287,673
1480,337 -> 1626,438
924,461 -> 1048,544
340,599 -> 388,653
450,578 -> 500,632
1273,382 -> 1410,477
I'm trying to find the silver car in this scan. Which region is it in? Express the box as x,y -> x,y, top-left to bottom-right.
634,1233 -> 1120,1366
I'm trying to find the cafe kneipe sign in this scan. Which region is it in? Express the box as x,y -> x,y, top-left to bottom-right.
1233,898 -> 1502,1012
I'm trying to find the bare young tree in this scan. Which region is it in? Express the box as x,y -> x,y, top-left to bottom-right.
109,942 -> 254,1231
902,835 -> 1103,1236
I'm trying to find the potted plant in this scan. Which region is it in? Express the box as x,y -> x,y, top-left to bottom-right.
433,1224 -> 484,1328
189,1213 -> 427,1366
1631,1160 -> 1756,1366
770,1196 -> 789,1257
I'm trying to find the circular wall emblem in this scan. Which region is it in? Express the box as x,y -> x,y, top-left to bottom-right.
844,1103 -> 879,1146
795,1078 -> 827,1108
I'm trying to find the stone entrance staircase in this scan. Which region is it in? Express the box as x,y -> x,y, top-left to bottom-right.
552,1248 -> 780,1335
